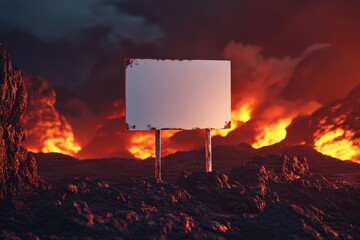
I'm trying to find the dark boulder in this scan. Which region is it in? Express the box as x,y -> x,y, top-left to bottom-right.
0,44 -> 40,200
251,154 -> 309,181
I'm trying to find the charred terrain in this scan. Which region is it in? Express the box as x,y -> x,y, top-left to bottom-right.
1,150 -> 360,239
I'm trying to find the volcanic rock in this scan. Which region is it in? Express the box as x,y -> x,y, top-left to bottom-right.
0,44 -> 40,200
1,153 -> 359,239
251,154 -> 309,181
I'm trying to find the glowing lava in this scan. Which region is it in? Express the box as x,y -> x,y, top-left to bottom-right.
41,127 -> 81,156
212,102 -> 253,137
21,73 -> 82,156
128,132 -> 155,159
25,116 -> 82,156
314,128 -> 360,161
252,118 -> 292,149
128,130 -> 179,160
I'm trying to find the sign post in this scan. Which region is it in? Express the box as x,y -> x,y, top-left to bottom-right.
155,130 -> 161,179
205,129 -> 212,172
125,59 -> 231,180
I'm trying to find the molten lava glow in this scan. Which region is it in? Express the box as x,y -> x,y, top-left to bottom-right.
129,133 -> 155,159
212,102 -> 252,137
21,73 -> 83,157
314,128 -> 360,161
38,121 -> 81,156
128,130 -> 179,160
42,135 -> 81,156
23,114 -> 82,156
252,119 -> 292,149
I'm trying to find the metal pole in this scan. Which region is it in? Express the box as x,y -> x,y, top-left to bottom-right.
205,129 -> 212,172
155,130 -> 161,180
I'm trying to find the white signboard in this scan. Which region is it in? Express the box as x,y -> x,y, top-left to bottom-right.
125,59 -> 231,130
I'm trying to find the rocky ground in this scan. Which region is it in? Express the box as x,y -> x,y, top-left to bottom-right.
0,153 -> 359,239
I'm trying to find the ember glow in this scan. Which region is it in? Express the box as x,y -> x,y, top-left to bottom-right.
128,132 -> 155,159
128,130 -> 179,160
22,73 -> 82,157
24,115 -> 82,156
212,101 -> 253,137
310,93 -> 360,163
250,102 -> 320,149
252,119 -> 292,149
314,128 -> 359,162
41,129 -> 81,155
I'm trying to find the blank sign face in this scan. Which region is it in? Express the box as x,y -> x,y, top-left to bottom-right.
125,59 -> 231,130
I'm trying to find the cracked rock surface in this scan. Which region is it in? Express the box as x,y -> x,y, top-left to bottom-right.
0,44 -> 40,200
1,154 -> 359,239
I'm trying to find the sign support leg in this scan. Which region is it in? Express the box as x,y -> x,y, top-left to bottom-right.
155,130 -> 161,180
205,129 -> 212,172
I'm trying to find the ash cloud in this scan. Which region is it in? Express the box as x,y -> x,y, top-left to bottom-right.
0,0 -> 163,44
0,0 -> 163,89
282,47 -> 360,105
117,0 -> 360,57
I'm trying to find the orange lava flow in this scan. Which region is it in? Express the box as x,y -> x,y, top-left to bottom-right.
38,121 -> 81,156
24,115 -> 82,156
42,135 -> 81,156
128,130 -> 179,160
252,118 -> 292,149
128,132 -> 155,159
314,128 -> 360,162
212,102 -> 253,137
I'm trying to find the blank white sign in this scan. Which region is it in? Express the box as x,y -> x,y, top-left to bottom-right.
125,59 -> 231,130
